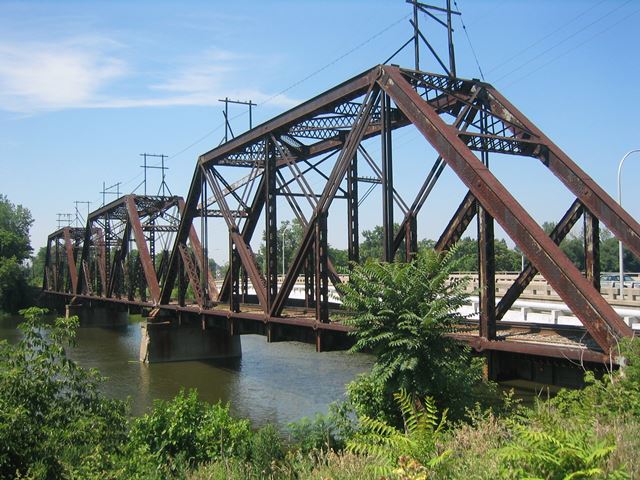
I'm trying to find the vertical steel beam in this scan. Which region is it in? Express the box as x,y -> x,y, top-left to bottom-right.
229,237 -> 240,312
584,210 -> 601,291
43,238 -> 52,290
315,212 -> 329,323
405,215 -> 418,261
347,153 -> 360,264
265,137 -> 278,308
478,206 -> 496,339
304,255 -> 314,308
178,254 -> 186,307
381,92 -> 394,262
200,176 -> 209,306
478,108 -> 496,340
95,228 -> 107,295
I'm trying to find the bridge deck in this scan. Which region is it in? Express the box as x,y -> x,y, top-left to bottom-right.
43,290 -> 612,364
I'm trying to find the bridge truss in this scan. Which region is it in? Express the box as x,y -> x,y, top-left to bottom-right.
43,64 -> 640,362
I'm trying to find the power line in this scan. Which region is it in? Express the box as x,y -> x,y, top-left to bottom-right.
80,11 -> 412,212
502,4 -> 640,89
485,0 -> 608,76
453,0 -> 485,80
494,0 -> 633,83
165,12 -> 410,162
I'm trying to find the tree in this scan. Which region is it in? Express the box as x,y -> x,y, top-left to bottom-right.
447,237 -> 521,272
360,225 -> 385,262
539,223 -> 640,273
0,194 -> 34,312
0,308 -> 128,477
0,194 -> 33,261
31,246 -> 47,287
339,248 -> 489,421
328,246 -> 349,271
256,218 -> 305,275
359,224 -> 406,262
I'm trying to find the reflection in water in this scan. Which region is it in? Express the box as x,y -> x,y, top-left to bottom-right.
1,315 -> 374,426
1,313 -> 552,426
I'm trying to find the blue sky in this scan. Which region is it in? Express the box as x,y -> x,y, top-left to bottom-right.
1,0 -> 639,262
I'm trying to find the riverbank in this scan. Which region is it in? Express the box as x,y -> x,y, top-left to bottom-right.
0,312 -> 373,422
2,308 -> 638,479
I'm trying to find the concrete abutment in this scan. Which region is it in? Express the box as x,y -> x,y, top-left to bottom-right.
139,319 -> 242,363
65,302 -> 128,327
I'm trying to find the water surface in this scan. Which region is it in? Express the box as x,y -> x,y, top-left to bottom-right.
0,314 -> 374,425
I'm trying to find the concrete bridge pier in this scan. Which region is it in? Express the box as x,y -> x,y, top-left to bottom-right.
139,315 -> 241,363
65,301 -> 128,327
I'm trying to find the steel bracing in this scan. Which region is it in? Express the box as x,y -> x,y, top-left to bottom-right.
43,64 -> 640,361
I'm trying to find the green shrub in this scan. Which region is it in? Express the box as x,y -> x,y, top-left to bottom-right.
287,400 -> 359,454
347,389 -> 450,477
340,248 -> 494,422
250,423 -> 285,475
0,307 -> 128,479
129,389 -> 252,469
498,421 -> 627,479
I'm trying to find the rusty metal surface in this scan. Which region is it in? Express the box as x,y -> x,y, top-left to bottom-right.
43,63 -> 640,363
378,65 -> 631,354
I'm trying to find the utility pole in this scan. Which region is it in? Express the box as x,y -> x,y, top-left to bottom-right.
100,182 -> 121,206
218,98 -> 257,144
405,0 -> 459,76
140,153 -> 171,197
56,213 -> 72,229
73,200 -> 91,227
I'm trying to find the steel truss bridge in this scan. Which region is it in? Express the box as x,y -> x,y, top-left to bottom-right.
43,64 -> 640,368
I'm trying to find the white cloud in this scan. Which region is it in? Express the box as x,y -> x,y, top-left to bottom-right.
0,42 -> 298,113
0,39 -> 126,113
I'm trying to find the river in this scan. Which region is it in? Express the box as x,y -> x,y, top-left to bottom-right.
0,314 -> 374,426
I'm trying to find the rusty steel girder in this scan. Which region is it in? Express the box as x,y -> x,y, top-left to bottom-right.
71,194 -> 203,306
44,227 -> 85,294
378,66 -> 634,353
45,63 -> 640,360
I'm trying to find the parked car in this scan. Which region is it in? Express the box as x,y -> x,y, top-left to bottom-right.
600,274 -> 640,289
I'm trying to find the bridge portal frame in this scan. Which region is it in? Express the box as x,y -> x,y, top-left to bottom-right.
157,64 -> 638,359
43,64 -> 640,362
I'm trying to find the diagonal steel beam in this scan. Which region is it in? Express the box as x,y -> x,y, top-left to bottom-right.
434,191 -> 477,253
496,199 -> 584,320
160,169 -> 203,305
107,222 -> 131,298
379,65 -> 631,353
62,228 -> 79,293
206,166 -> 268,311
392,90 -> 481,257
270,81 -> 382,317
176,197 -> 219,300
125,196 -> 161,304
485,86 -> 640,259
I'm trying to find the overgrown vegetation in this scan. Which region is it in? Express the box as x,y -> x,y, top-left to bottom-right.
340,248 -> 493,422
2,251 -> 640,478
0,194 -> 34,312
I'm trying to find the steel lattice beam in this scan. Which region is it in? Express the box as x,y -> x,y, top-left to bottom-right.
44,63 -> 640,360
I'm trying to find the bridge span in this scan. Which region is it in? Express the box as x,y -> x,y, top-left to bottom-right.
41,64 -> 640,384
